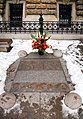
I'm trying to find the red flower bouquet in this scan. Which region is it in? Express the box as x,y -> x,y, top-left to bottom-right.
31,31 -> 51,55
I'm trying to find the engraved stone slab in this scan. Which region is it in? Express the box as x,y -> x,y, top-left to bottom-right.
14,70 -> 66,83
64,92 -> 82,109
18,59 -> 62,71
18,50 -> 28,58
5,52 -> 73,94
0,93 -> 16,109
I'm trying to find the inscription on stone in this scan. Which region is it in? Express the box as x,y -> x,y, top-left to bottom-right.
18,59 -> 62,71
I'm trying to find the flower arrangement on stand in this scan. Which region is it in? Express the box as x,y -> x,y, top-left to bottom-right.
31,31 -> 51,55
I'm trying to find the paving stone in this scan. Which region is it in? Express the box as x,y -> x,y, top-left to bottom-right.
20,92 -> 40,106
19,92 -> 62,119
20,92 -> 40,119
40,94 -> 63,119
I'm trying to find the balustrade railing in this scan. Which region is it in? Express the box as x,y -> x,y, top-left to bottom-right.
0,21 -> 83,34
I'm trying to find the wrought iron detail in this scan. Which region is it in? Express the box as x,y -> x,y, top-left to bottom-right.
0,21 -> 83,34
39,14 -> 43,35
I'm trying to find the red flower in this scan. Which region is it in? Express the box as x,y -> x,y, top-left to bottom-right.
46,45 -> 49,48
38,37 -> 41,41
35,45 -> 38,48
32,37 -> 50,51
34,42 -> 38,45
43,45 -> 47,49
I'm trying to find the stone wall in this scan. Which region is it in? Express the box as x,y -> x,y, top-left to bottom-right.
0,0 -> 5,15
0,0 -> 83,21
76,0 -> 83,20
26,0 -> 57,15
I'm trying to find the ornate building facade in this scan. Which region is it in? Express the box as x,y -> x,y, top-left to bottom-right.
0,0 -> 83,39
0,0 -> 83,21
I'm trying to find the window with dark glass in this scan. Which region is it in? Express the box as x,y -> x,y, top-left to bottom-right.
10,4 -> 23,27
59,4 -> 72,27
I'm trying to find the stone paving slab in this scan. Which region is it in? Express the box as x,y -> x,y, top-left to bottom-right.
19,92 -> 62,119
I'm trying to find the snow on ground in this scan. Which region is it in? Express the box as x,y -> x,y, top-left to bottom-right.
0,39 -> 83,117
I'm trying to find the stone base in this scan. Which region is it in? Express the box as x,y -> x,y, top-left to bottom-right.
0,46 -> 12,52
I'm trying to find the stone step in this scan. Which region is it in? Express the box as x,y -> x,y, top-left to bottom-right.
0,39 -> 12,45
0,47 -> 11,52
0,39 -> 12,52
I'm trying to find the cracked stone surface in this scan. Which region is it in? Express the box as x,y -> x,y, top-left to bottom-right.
0,92 -> 63,119
0,92 -> 81,119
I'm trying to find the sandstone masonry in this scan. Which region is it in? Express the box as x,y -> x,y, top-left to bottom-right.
26,0 -> 57,15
